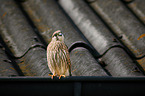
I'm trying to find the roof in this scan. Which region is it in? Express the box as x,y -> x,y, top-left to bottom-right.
0,0 -> 145,95
0,0 -> 145,76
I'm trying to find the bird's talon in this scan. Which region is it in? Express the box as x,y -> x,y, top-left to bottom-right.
59,75 -> 66,79
49,74 -> 55,79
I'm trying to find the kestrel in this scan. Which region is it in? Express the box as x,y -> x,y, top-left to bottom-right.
47,30 -> 71,79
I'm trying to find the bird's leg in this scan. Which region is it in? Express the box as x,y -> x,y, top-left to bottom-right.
59,75 -> 66,79
48,74 -> 56,79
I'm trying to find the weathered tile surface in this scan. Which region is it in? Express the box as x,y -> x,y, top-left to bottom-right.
59,0 -> 144,76
0,0 -> 50,76
89,0 -> 145,58
0,0 -> 144,76
0,43 -> 18,76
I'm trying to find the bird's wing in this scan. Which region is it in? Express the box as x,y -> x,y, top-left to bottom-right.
62,43 -> 71,66
61,43 -> 71,76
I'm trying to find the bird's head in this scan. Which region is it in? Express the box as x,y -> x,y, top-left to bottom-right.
52,30 -> 64,42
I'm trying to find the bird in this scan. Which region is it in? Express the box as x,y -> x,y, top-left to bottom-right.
47,30 -> 71,79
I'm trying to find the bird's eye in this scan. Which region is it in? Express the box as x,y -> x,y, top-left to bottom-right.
53,34 -> 57,37
58,33 -> 62,36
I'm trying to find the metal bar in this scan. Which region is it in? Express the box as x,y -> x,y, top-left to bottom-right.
74,82 -> 82,96
0,77 -> 145,95
0,76 -> 145,81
